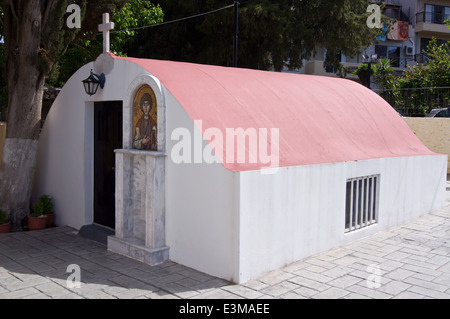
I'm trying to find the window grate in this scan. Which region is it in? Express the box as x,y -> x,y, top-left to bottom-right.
345,175 -> 379,233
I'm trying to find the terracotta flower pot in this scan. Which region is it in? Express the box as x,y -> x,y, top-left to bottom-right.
28,215 -> 47,230
0,221 -> 11,233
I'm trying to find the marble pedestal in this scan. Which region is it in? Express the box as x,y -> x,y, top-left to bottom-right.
107,149 -> 169,265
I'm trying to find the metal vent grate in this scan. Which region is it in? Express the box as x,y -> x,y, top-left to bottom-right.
345,175 -> 379,233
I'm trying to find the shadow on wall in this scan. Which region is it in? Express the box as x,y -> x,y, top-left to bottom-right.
403,117 -> 450,174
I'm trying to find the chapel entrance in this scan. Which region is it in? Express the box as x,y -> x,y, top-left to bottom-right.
94,101 -> 123,229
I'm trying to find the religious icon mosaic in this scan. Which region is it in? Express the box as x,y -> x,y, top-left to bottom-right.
132,85 -> 157,151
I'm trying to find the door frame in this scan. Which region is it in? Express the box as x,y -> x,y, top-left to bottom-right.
84,100 -> 123,230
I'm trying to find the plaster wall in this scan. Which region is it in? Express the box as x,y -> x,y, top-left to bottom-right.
164,90 -> 239,283
33,59 -> 149,230
237,155 -> 447,283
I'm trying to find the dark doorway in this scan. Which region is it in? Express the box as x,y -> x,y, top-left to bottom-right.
94,101 -> 123,229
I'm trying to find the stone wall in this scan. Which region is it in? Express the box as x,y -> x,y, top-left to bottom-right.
403,117 -> 450,174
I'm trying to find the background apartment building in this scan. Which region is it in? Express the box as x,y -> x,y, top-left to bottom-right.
302,0 -> 450,85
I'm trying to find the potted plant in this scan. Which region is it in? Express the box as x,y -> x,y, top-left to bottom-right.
0,209 -> 11,233
28,201 -> 47,230
39,195 -> 54,227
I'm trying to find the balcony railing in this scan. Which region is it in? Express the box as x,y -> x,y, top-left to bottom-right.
416,12 -> 450,25
375,53 -> 430,69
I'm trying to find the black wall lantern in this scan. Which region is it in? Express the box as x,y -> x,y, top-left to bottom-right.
82,70 -> 106,96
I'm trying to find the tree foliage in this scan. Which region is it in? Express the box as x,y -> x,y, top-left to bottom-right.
124,0 -> 386,71
374,57 -> 395,90
47,0 -> 164,87
375,39 -> 450,116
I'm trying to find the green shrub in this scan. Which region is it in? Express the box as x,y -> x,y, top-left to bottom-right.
32,201 -> 45,217
39,195 -> 53,215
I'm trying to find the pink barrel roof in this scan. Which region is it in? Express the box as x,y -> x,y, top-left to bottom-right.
113,54 -> 436,172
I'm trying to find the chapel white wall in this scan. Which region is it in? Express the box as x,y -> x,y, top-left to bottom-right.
237,155 -> 447,283
164,90 -> 240,283
33,59 -> 149,230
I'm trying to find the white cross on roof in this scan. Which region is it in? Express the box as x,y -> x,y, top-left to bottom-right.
98,13 -> 114,53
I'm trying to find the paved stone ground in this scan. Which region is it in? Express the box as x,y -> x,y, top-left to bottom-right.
1,178 -> 449,299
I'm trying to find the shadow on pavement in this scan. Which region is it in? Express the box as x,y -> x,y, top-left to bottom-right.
0,226 -> 230,298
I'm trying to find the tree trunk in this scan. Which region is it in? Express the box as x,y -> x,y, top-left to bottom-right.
0,0 -> 126,230
0,81 -> 44,231
0,1 -> 46,231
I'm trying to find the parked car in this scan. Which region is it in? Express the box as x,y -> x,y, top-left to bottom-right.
426,107 -> 450,118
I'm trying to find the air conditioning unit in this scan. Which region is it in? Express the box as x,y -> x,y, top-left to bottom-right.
405,46 -> 414,56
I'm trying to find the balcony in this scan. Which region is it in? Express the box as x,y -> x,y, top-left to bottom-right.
416,12 -> 450,36
304,60 -> 360,79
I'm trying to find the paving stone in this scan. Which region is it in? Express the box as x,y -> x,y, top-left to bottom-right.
192,288 -> 243,299
101,284 -> 129,296
322,265 -> 353,278
192,278 -> 230,292
433,273 -> 450,286
385,268 -> 415,281
346,283 -> 394,299
333,255 -> 362,266
280,291 -> 307,299
393,290 -> 427,299
160,282 -> 200,298
258,270 -> 295,286
343,292 -> 371,299
292,269 -> 333,283
402,263 -> 443,279
113,287 -> 157,299
144,289 -> 179,299
327,275 -> 363,289
412,273 -> 436,282
379,260 -> 404,272
34,282 -> 72,298
303,264 -> 328,274
0,287 -> 43,299
303,258 -> 336,270
384,250 -> 411,261
312,287 -> 349,299
377,280 -> 411,296
407,286 -> 450,299
222,284 -> 264,299
260,281 -> 299,297
288,276 -> 331,292
428,255 -> 450,266
149,273 -> 189,287
178,269 -> 216,282
401,257 -> 440,270
108,274 -> 148,289
243,280 -> 270,291
404,276 -> 448,293
176,277 -> 202,289
293,286 -> 320,298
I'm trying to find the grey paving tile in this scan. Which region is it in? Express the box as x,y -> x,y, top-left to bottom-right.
312,287 -> 349,299
1,194 -> 450,300
346,283 -> 394,299
377,280 -> 411,296
221,284 -> 264,299
327,274 -> 363,289
260,281 -> 300,297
